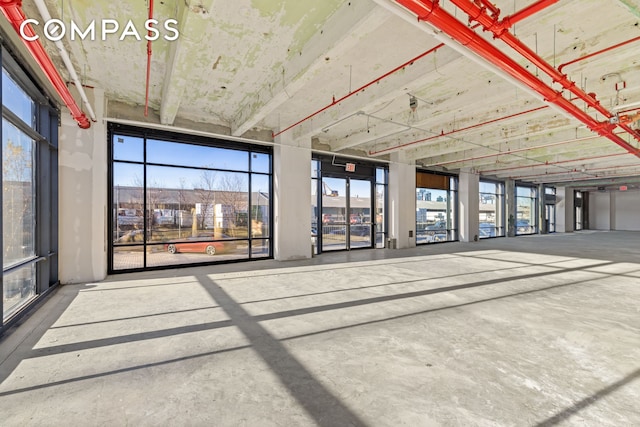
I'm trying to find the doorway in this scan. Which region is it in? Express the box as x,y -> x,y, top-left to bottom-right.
545,204 -> 556,233
321,176 -> 373,252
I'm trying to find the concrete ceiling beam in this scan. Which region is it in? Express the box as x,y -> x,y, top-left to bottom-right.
159,0 -> 215,125
230,2 -> 390,137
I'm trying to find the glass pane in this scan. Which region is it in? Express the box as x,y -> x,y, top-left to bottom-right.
416,188 -> 449,243
147,139 -> 249,171
113,163 -> 145,244
145,166 -> 249,243
251,239 -> 270,258
112,245 -> 145,270
113,134 -> 144,162
311,160 -> 320,178
350,179 -> 372,249
321,177 -> 346,251
479,181 -> 497,193
516,196 -> 536,234
2,68 -> 34,127
3,119 -> 35,267
251,174 -> 270,238
251,152 -> 270,173
516,186 -> 536,197
376,167 -> 386,184
147,239 -> 249,268
311,179 -> 319,238
3,264 -> 36,320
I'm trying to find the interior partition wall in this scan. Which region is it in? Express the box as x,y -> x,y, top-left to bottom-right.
416,171 -> 458,244
108,123 -> 273,273
2,46 -> 59,330
479,180 -> 505,238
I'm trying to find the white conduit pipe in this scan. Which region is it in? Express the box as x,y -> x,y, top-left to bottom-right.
33,0 -> 97,122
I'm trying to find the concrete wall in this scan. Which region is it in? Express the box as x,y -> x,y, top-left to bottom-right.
58,88 -> 108,284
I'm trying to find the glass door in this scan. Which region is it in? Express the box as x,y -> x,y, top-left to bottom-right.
349,179 -> 372,249
321,176 -> 373,252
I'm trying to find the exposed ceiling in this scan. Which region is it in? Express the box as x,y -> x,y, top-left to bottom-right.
12,0 -> 640,186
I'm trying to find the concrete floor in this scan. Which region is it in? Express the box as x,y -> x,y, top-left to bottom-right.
1,231 -> 639,426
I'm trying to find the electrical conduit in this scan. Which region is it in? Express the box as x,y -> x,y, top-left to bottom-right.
0,0 -> 90,128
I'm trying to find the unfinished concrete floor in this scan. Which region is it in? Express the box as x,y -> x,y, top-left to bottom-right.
1,231 -> 639,426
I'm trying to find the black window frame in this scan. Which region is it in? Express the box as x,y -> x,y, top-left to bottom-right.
107,122 -> 274,274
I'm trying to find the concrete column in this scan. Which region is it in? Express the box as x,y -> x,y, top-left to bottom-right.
610,192 -> 617,230
458,169 -> 480,242
388,152 -> 415,249
555,186 -> 574,233
59,88 -> 108,284
539,184 -> 547,234
505,179 -> 516,236
273,133 -> 312,260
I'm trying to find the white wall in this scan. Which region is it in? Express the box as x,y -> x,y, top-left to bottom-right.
58,88 -> 108,284
613,190 -> 640,231
589,192 -> 611,230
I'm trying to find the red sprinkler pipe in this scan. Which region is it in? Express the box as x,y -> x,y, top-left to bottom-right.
394,0 -> 640,157
272,43 -> 445,138
482,150 -> 628,174
558,36 -> 640,74
369,105 -> 548,155
516,163 -> 640,180
452,0 -> 640,150
0,0 -> 90,128
144,0 -> 154,117
428,131 -> 615,167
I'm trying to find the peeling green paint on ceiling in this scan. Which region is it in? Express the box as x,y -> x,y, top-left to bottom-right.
251,0 -> 345,58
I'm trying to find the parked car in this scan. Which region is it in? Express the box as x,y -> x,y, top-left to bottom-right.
425,220 -> 447,231
165,234 -> 237,256
516,220 -> 533,234
479,223 -> 496,238
329,225 -> 371,236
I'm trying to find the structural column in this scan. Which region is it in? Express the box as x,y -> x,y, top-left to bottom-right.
59,87 -> 108,283
458,169 -> 480,242
555,186 -> 574,233
273,132 -> 312,260
388,152 -> 416,248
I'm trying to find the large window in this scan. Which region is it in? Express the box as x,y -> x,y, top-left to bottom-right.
2,48 -> 59,327
109,124 -> 272,272
479,180 -> 505,238
416,172 -> 458,244
515,185 -> 538,235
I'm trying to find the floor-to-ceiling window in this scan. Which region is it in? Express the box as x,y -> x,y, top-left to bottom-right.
416,171 -> 458,244
479,180 -> 505,238
109,124 -> 272,272
2,47 -> 59,328
515,185 -> 538,235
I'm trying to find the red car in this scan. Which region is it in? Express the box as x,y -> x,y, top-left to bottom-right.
165,234 -> 237,256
